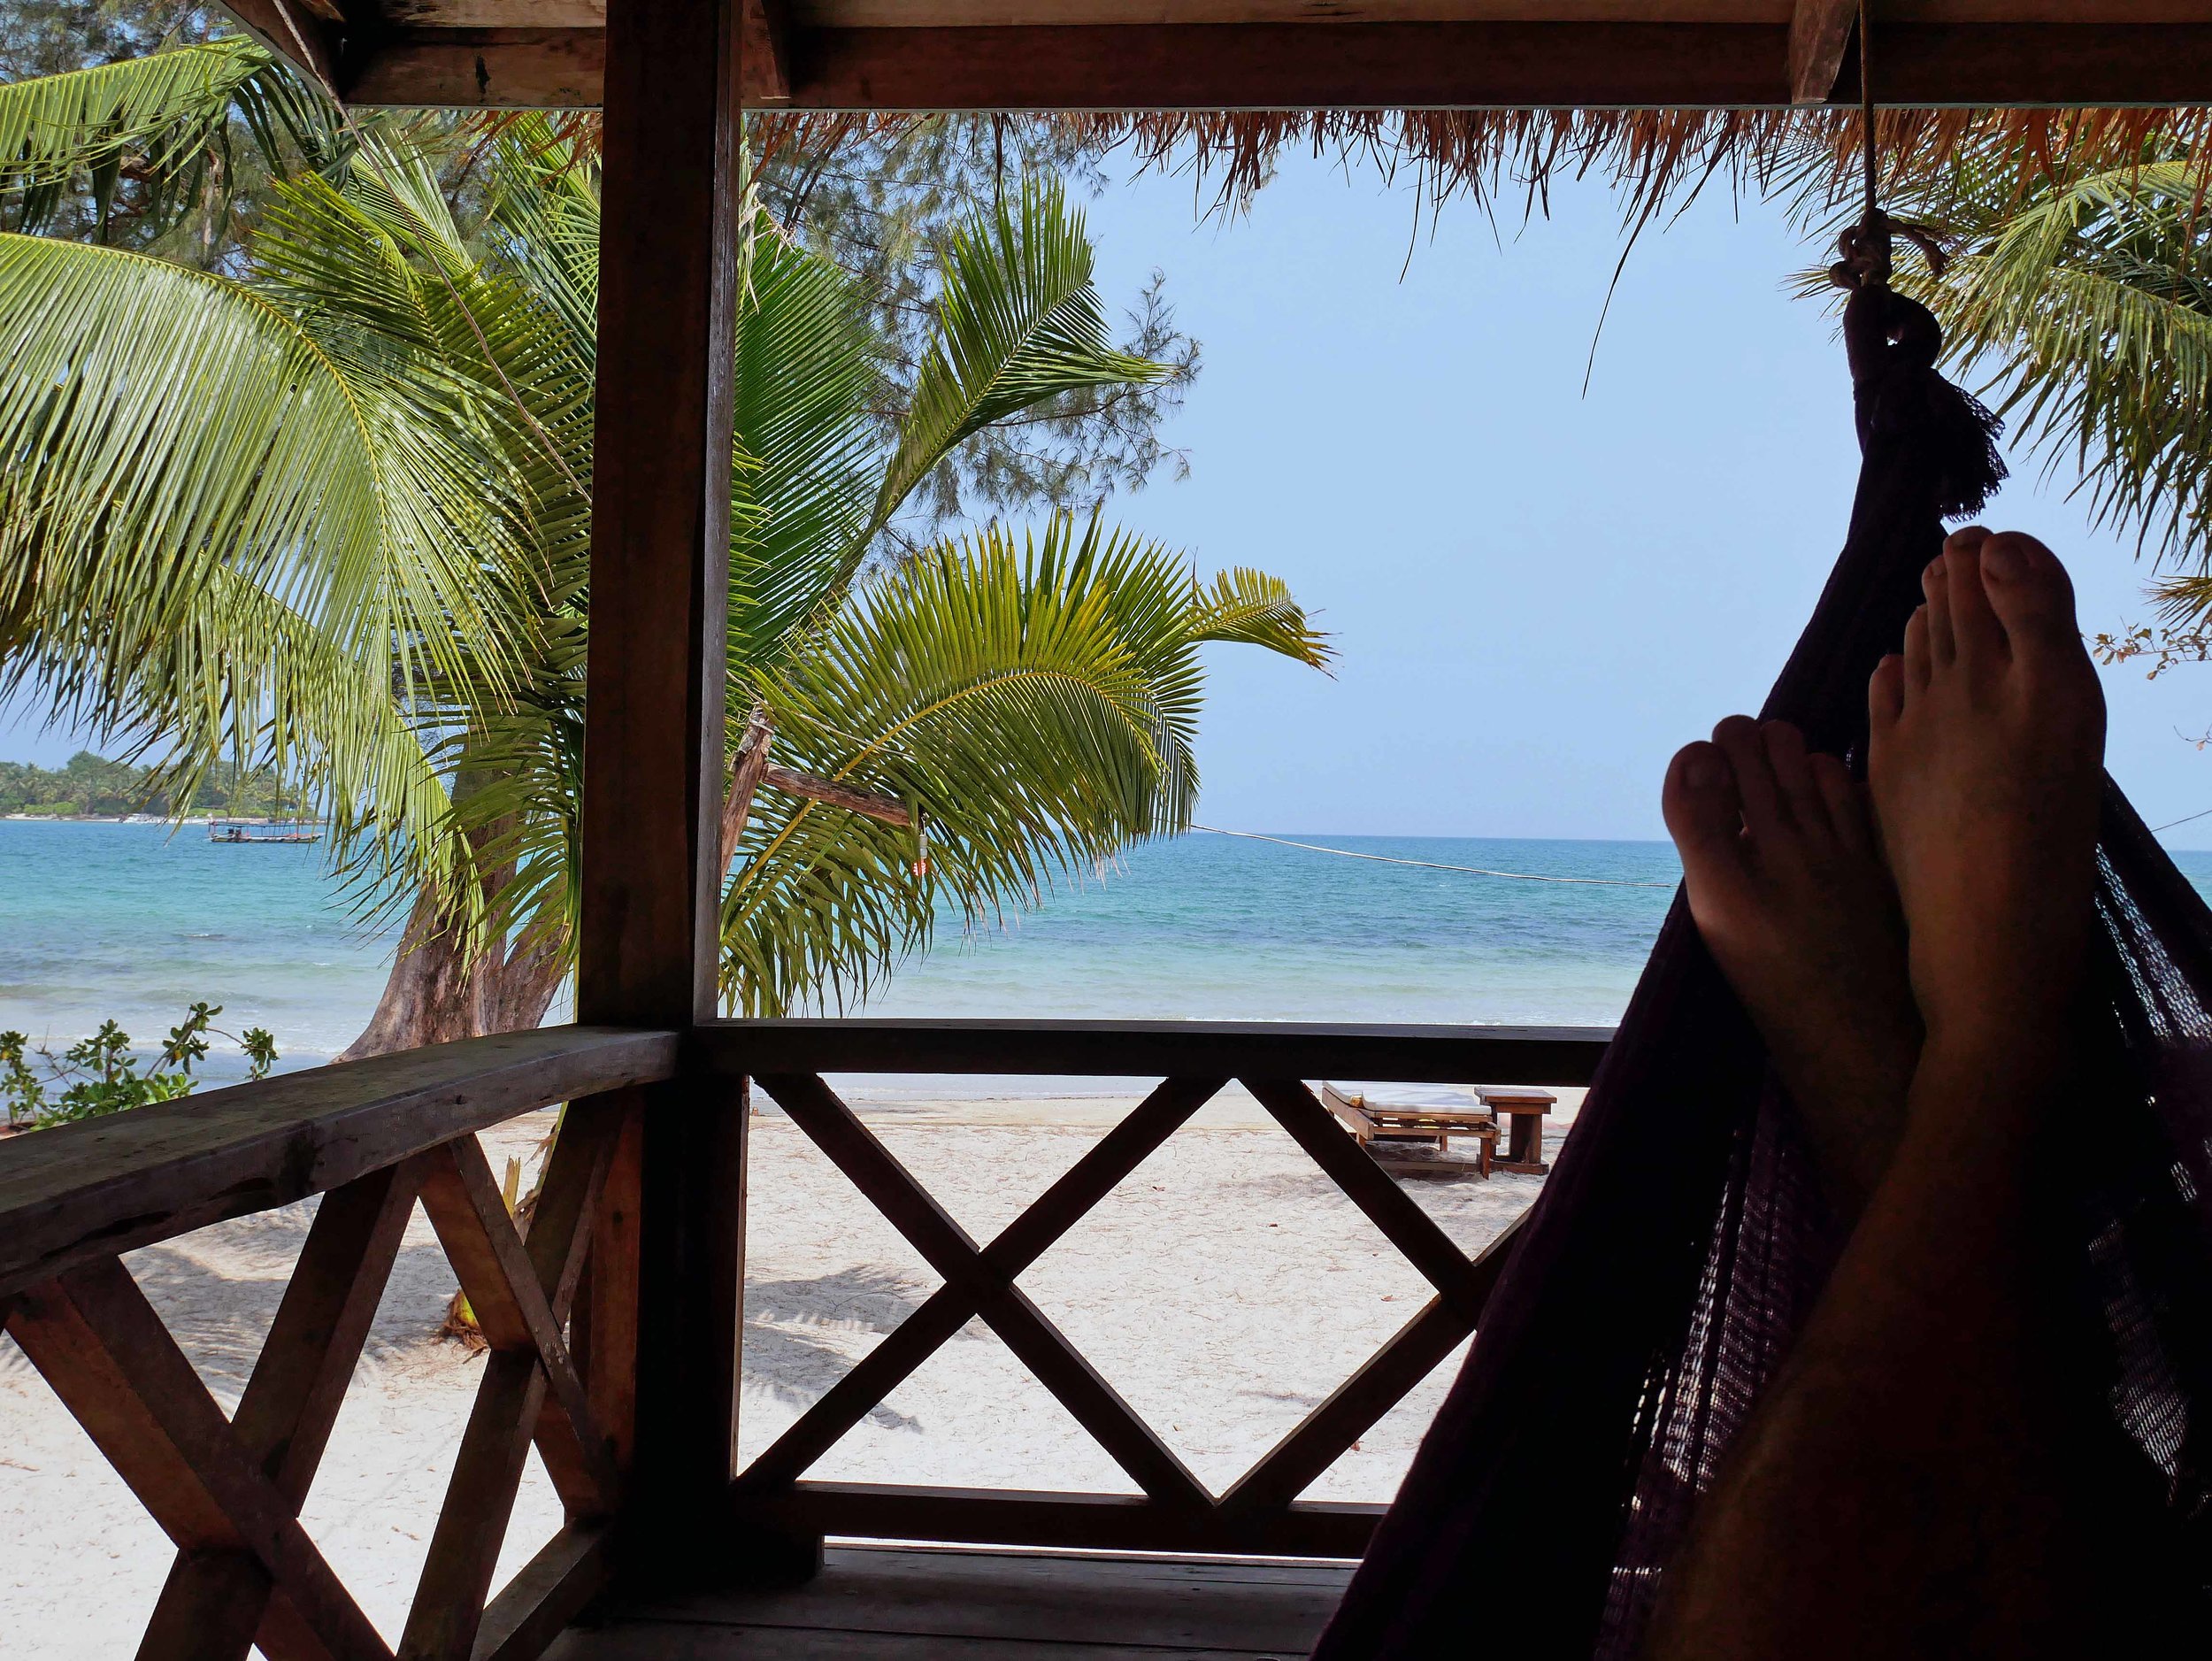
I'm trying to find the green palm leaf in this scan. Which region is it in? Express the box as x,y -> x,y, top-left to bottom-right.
725,512 -> 1327,1015
873,174 -> 1169,536
1881,156 -> 2212,575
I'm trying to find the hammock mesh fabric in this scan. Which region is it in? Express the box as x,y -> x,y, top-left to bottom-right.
1313,281 -> 2212,1658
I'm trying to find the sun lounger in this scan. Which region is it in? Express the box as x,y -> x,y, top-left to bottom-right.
1321,1083 -> 1498,1179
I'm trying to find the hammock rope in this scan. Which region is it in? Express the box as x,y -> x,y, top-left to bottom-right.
1191,825 -> 1675,888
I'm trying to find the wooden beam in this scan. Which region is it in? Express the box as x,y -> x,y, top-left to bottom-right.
744,0 -> 795,104
403,1122 -> 618,1658
1240,1076 -> 1494,1319
417,1136 -> 620,1511
1790,0 -> 1860,101
343,19 -> 2212,111
633,1073 -> 754,1555
580,0 -> 750,1580
9,1261 -> 394,1661
574,0 -> 739,1032
344,27 -> 605,106
138,1163 -> 423,1661
470,1522 -> 611,1661
758,1073 -> 1214,1512
216,0 -> 342,93
762,762 -> 912,827
733,1077 -> 1223,1496
702,1017 -> 1612,1084
754,1481 -> 1383,1558
0,1026 -> 679,1301
582,1100 -> 644,1475
1218,1208 -> 1525,1519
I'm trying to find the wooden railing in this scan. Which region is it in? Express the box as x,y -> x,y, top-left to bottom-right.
0,1018 -> 1608,1658
699,1019 -> 1609,1561
0,1026 -> 680,1661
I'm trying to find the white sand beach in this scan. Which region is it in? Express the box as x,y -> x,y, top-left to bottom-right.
0,1085 -> 1578,1656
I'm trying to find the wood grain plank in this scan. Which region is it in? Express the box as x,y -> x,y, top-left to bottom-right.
632,1074 -> 753,1529
1240,1077 -> 1487,1316
342,17 -> 2212,111
573,0 -> 739,1031
471,1522 -> 611,1661
1218,1294 -> 1475,1519
757,1074 -> 1211,1512
703,1019 -> 1609,1085
734,1078 -> 1221,1496
583,1097 -> 645,1476
1789,0 -> 1860,100
140,1162 -> 424,1660
401,1350 -> 549,1660
0,1026 -> 678,1300
10,1260 -> 393,1661
569,1540 -> 1347,1649
745,0 -> 795,102
749,1482 -> 1380,1557
417,1138 -> 619,1511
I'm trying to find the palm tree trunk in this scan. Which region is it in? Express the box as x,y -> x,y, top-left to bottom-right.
335,890 -> 568,1060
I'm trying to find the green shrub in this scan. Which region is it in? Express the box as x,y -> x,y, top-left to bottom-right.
1,1004 -> 278,1129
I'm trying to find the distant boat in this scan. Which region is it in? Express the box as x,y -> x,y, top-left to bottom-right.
207,818 -> 323,844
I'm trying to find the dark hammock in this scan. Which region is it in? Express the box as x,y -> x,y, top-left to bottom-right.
1314,272 -> 2212,1658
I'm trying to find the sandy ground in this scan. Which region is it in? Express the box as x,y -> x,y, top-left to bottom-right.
0,1083 -> 1578,1656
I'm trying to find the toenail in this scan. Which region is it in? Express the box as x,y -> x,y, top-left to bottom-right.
1683,750 -> 1723,789
1983,537 -> 2024,580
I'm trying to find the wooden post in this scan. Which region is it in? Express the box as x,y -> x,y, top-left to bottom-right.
577,0 -> 750,1585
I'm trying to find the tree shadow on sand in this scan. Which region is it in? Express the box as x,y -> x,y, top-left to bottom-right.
0,1200 -> 463,1405
743,1265 -> 949,1432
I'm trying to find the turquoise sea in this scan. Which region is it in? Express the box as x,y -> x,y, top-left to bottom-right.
7,820 -> 2211,1085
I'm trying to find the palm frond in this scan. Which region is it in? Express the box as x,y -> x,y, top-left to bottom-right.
725,512 -> 1326,1014
1186,567 -> 1334,667
1886,157 -> 2212,576
728,217 -> 882,673
874,174 -> 1168,531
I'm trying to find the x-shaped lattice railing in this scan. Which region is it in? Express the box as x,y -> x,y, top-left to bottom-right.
3,1097 -> 627,1661
735,1073 -> 1523,1526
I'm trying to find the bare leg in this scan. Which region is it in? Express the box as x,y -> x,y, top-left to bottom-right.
1644,529 -> 2108,1660
1663,716 -> 1920,1220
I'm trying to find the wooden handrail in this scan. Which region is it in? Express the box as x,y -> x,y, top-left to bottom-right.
0,1024 -> 680,1297
1,1015 -> 1604,1652
701,1018 -> 1612,1083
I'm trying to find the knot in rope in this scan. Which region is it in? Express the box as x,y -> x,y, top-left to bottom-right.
1831,207 -> 1954,295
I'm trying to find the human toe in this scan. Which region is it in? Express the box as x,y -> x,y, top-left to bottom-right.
1870,652 -> 1905,730
1943,531 -> 2005,667
1922,553 -> 1956,665
1663,741 -> 1746,881
1713,715 -> 1790,832
1760,721 -> 1827,831
1978,532 -> 2079,655
1902,604 -> 1932,696
1809,750 -> 1874,854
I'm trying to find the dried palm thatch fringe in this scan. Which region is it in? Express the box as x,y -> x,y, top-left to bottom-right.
504,106 -> 2212,224
740,106 -> 2212,224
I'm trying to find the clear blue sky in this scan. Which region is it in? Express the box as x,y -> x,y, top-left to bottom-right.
8,150 -> 2210,845
1071,153 -> 2212,845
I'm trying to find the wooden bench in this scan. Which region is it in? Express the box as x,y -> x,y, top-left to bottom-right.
1472,1086 -> 1557,1174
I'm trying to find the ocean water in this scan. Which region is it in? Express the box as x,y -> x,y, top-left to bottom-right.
6,820 -> 2211,1083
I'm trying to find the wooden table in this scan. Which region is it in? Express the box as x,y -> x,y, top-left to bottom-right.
1472,1085 -> 1556,1174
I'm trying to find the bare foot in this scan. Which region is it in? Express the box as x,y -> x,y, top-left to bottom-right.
1868,529 -> 2106,1049
1663,716 -> 1921,1218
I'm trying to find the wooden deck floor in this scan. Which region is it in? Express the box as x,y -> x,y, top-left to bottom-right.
547,1544 -> 1355,1659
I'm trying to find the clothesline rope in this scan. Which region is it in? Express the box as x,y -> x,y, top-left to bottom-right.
1191,825 -> 1677,888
